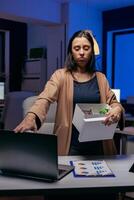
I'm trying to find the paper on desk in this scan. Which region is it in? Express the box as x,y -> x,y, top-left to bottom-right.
70,160 -> 115,177
72,103 -> 118,142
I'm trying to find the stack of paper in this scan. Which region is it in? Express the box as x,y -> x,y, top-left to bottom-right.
70,160 -> 115,177
72,103 -> 118,142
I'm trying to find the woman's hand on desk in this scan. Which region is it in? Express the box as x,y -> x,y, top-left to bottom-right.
104,106 -> 121,126
14,113 -> 37,133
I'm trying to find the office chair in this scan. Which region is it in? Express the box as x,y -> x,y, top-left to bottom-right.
2,91 -> 35,130
23,96 -> 57,134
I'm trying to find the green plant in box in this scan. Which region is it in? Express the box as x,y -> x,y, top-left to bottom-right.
99,107 -> 109,114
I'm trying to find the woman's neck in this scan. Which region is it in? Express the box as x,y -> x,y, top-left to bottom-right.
72,70 -> 95,82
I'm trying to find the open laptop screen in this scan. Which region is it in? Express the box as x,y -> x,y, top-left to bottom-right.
0,130 -> 74,182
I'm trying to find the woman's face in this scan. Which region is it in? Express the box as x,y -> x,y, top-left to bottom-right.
71,36 -> 92,69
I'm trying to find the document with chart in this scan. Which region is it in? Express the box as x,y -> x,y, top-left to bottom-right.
70,160 -> 115,177
72,103 -> 118,142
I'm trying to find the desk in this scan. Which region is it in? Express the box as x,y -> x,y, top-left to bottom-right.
0,155 -> 134,197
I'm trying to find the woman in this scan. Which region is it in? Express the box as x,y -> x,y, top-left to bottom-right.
14,30 -> 124,156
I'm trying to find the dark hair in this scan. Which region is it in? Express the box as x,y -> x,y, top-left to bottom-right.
65,30 -> 96,73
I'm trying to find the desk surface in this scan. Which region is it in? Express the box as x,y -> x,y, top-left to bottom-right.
0,155 -> 134,196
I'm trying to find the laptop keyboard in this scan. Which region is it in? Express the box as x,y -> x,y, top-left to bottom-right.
58,168 -> 66,175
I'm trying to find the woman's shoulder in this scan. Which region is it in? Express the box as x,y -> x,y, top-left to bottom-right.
52,67 -> 69,77
95,71 -> 107,79
50,67 -> 70,83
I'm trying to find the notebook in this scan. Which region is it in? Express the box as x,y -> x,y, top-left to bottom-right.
0,130 -> 74,182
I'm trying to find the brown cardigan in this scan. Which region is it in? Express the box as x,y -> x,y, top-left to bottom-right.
29,68 -> 125,155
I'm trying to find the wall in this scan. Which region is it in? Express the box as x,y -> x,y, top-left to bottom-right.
103,6 -> 134,100
45,25 -> 66,79
27,24 -> 66,80
66,1 -> 102,70
0,0 -> 103,86
27,1 -> 103,79
0,0 -> 61,24
68,2 -> 102,43
27,24 -> 47,57
102,6 -> 134,74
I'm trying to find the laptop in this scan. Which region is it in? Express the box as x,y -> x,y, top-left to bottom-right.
0,130 -> 74,182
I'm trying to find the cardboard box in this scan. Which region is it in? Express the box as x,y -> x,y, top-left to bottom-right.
72,104 -> 118,142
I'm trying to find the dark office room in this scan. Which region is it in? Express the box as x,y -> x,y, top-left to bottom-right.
0,1 -> 134,200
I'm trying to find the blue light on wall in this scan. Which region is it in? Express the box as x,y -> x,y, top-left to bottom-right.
107,29 -> 134,100
114,32 -> 134,100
